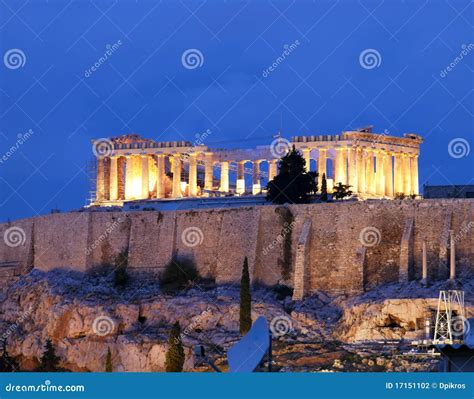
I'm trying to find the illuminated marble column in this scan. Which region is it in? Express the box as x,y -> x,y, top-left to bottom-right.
188,153 -> 198,197
96,157 -> 106,201
110,156 -> 118,201
117,156 -> 125,200
317,148 -> 327,190
141,155 -> 149,199
172,154 -> 182,198
252,160 -> 261,195
365,149 -> 375,195
384,151 -> 393,197
375,150 -> 385,196
356,148 -> 366,194
268,160 -> 278,181
410,154 -> 419,196
109,156 -> 118,201
393,153 -> 403,195
302,148 -> 311,172
204,152 -> 213,191
402,154 -> 411,195
347,147 -> 358,190
156,154 -> 165,199
124,156 -> 133,200
220,161 -> 229,192
148,155 -> 157,198
334,148 -> 347,185
236,160 -> 245,195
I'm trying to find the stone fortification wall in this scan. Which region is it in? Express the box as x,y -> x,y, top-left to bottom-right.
0,199 -> 472,295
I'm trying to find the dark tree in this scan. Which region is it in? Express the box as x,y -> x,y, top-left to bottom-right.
165,322 -> 185,372
159,255 -> 199,294
105,347 -> 113,372
0,340 -> 19,372
266,146 -> 317,204
114,249 -> 129,288
239,257 -> 252,335
38,338 -> 60,372
332,182 -> 353,200
320,173 -> 328,202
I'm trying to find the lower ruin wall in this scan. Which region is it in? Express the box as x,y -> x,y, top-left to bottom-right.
1,199 -> 473,295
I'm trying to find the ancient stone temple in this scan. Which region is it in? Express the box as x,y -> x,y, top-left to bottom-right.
92,128 -> 423,205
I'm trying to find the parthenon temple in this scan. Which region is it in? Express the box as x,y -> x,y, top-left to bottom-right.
92,128 -> 423,205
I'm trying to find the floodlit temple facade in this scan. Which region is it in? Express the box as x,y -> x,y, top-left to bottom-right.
92,128 -> 423,206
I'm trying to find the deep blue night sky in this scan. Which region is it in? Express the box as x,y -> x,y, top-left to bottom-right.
0,0 -> 473,221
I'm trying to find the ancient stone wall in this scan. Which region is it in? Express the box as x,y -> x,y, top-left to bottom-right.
0,199 -> 472,295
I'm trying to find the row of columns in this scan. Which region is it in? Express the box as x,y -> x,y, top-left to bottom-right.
303,147 -> 419,197
97,154 -> 280,202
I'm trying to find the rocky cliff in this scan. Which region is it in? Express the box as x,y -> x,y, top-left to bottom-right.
1,269 -> 472,372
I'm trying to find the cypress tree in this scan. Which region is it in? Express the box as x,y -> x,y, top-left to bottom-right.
239,257 -> 252,335
266,146 -> 317,204
38,338 -> 60,372
165,322 -> 185,372
105,347 -> 113,372
320,173 -> 328,202
0,340 -> 19,372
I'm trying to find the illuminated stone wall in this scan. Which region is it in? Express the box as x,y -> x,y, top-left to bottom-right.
1,199 -> 472,296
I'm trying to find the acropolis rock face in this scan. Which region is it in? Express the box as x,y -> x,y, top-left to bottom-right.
1,200 -> 473,297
